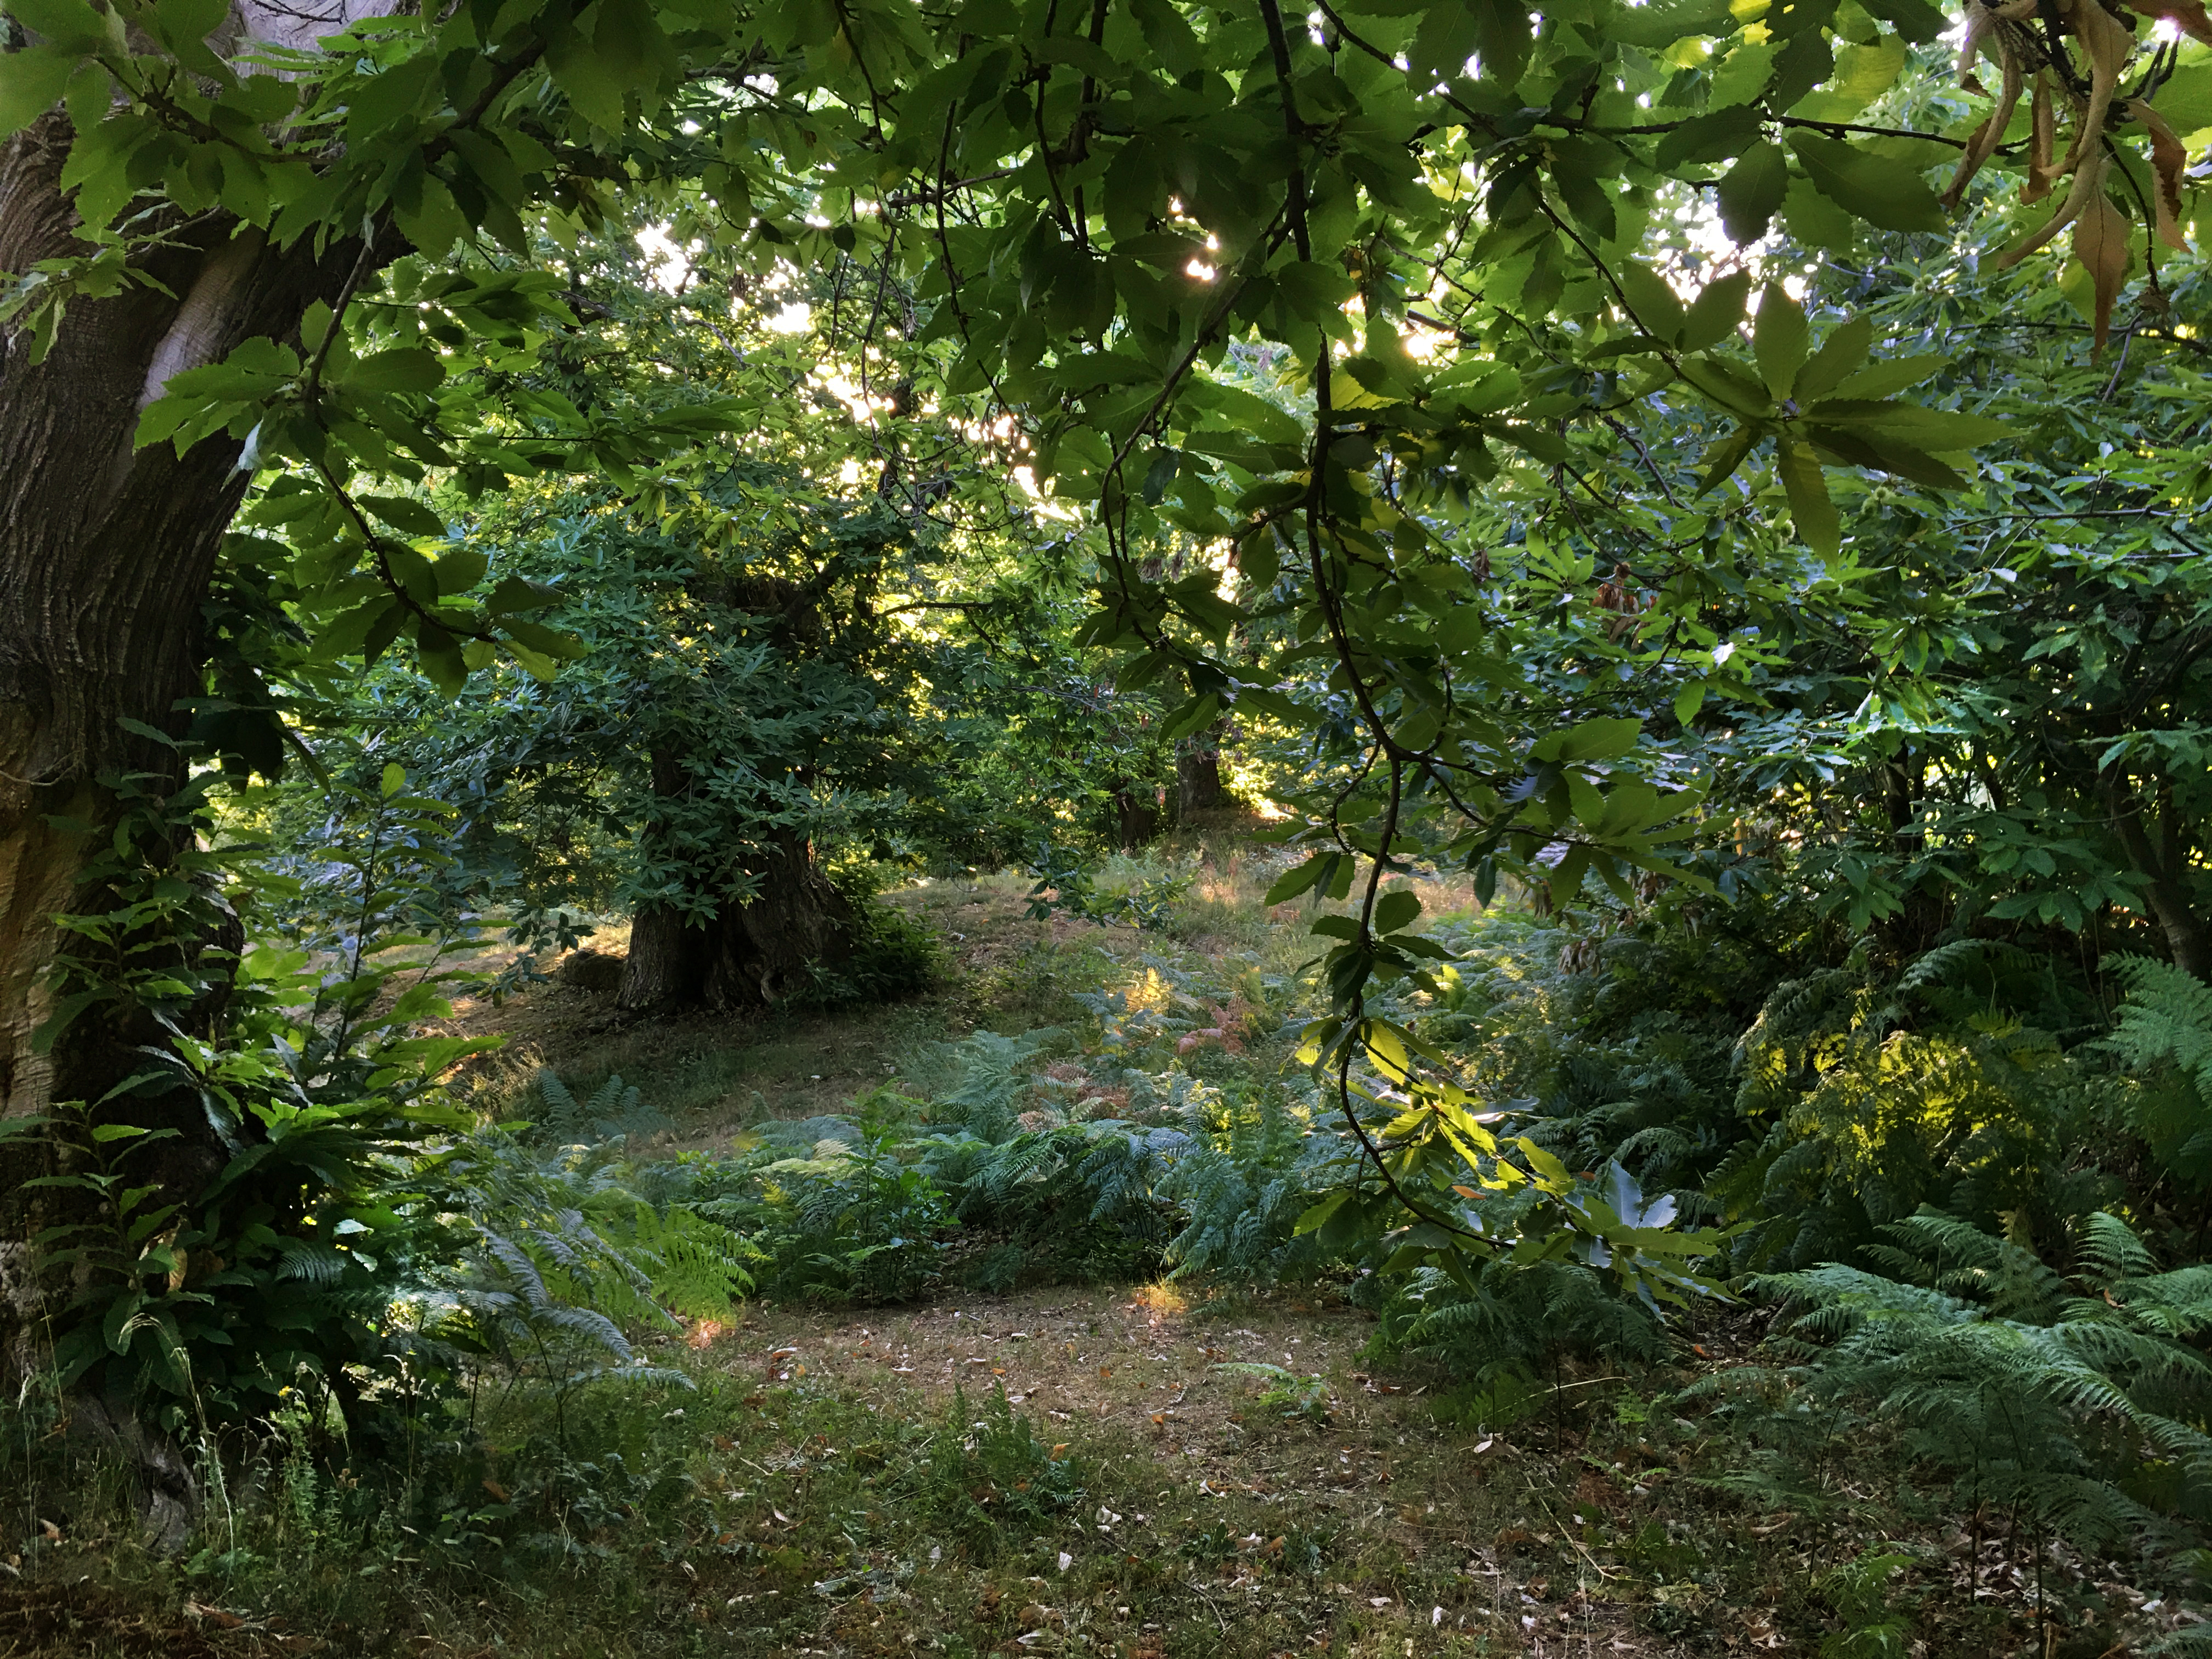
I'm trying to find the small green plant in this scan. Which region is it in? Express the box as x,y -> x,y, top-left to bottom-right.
1214,1362 -> 1332,1421
1758,1207 -> 2212,1572
7,759 -> 492,1431
725,1111 -> 958,1303
904,1384 -> 1085,1552
801,874 -> 944,1003
1817,1548 -> 1916,1658
1429,1365 -> 1548,1434
449,1227 -> 693,1448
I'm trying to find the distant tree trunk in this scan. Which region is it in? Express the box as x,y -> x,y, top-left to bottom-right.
1175,725 -> 1231,818
2105,769 -> 2210,981
619,831 -> 860,1012
1109,780 -> 1161,850
1876,746 -> 1944,958
0,109 -> 381,1391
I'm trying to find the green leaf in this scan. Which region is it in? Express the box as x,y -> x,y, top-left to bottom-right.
1533,716 -> 1642,764
1788,133 -> 1946,232
546,24 -> 627,130
1808,400 -> 2006,448
501,618 -> 589,660
1792,33 -> 1906,122
343,348 -> 444,394
1678,353 -> 1770,416
1294,1190 -> 1350,1237
1407,0 -> 1480,85
359,495 -> 445,536
1706,38 -> 1778,109
1374,889 -> 1422,935
1855,0 -> 1948,42
1189,380 -> 1305,447
1775,438 -> 1839,555
1717,142 -> 1788,245
104,1290 -> 148,1357
1265,854 -> 1336,905
595,0 -> 675,92
1128,0 -> 1202,77
417,635 -> 467,697
1824,352 -> 1949,402
1654,105 -> 1765,171
1517,1137 -> 1575,1189
1102,138 -> 1160,244
1753,283 -> 1809,400
432,547 -> 488,594
1695,425 -> 1758,494
1681,271 -> 1752,352
1673,681 -> 1706,726
1472,0 -> 1532,84
1607,0 -> 1735,47
487,574 -> 562,615
1805,426 -> 1965,489
2154,61 -> 2212,134
0,43 -> 78,140
382,763 -> 407,799
1790,315 -> 1874,403
3,0 -> 106,48
1616,262 -> 1685,343
1161,693 -> 1221,741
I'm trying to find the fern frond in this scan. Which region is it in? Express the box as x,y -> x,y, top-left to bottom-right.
2111,959 -> 2212,1093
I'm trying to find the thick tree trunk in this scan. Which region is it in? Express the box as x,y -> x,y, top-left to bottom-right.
619,835 -> 860,1012
1175,725 -> 1231,818
2105,770 -> 2211,980
1109,779 -> 1162,850
0,109 -> 375,1389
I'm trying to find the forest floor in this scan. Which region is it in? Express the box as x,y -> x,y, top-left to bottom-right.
10,843 -> 2190,1657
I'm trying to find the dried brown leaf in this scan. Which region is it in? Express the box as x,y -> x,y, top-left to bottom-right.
1995,156 -> 2108,268
1954,4 -> 1999,84
2129,97 -> 2191,250
2117,0 -> 2212,44
1944,49 -> 2024,207
2058,0 -> 2138,178
2072,162 -> 2132,353
2024,72 -> 2055,204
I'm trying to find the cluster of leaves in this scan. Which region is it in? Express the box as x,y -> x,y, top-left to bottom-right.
10,759 -> 496,1427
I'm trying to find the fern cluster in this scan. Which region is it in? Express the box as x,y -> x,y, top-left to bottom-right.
2106,960 -> 2212,1199
417,1129 -> 759,1374
1757,1207 -> 2212,1556
1158,1093 -> 1334,1281
532,1069 -> 673,1147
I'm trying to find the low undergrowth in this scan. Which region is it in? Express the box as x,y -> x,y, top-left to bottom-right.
13,842 -> 2212,1656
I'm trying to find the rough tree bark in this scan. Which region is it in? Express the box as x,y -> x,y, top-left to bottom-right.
616,742 -> 861,1012
0,101 -> 383,1392
1109,780 -> 1162,850
2104,769 -> 2210,981
1175,724 -> 1231,819
618,835 -> 860,1011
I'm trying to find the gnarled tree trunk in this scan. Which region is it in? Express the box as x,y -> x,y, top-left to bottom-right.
0,106 -> 377,1392
618,833 -> 860,1012
1109,778 -> 1162,850
2105,768 -> 2211,981
1175,724 -> 1231,819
